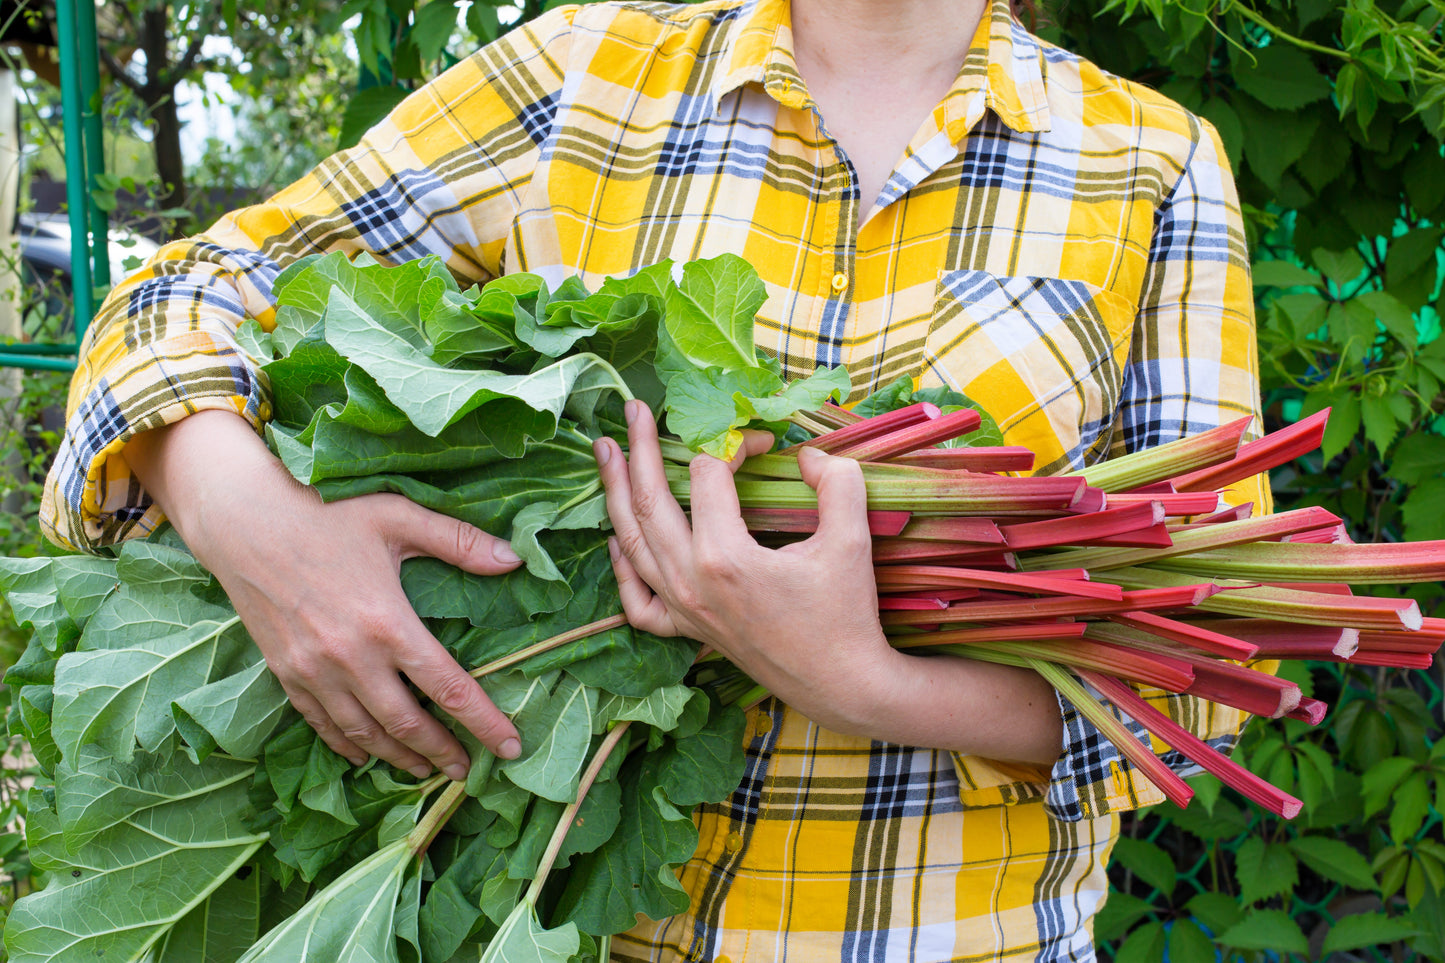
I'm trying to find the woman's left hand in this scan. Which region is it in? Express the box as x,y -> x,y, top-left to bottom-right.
593,400 -> 908,735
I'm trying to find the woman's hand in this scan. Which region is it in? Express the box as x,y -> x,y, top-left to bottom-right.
593,400 -> 1065,765
593,400 -> 907,736
126,410 -> 524,780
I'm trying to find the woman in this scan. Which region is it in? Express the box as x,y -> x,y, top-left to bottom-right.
44,0 -> 1267,957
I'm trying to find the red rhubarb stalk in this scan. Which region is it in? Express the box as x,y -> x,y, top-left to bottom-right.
1347,650 -> 1435,669
1171,409 -> 1330,493
879,585 -> 1219,627
1031,507 -> 1342,573
886,447 -> 1036,471
890,622 -> 1089,647
897,517 -> 1006,544
999,501 -> 1165,552
1078,670 -> 1303,818
1107,611 -> 1259,660
871,565 -> 1122,600
1286,698 -> 1328,726
1105,492 -> 1222,515
1029,661 -> 1195,808
832,407 -> 983,462
781,402 -> 939,455
1071,525 -> 1176,549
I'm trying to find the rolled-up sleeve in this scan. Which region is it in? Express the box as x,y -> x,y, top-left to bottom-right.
41,8 -> 575,552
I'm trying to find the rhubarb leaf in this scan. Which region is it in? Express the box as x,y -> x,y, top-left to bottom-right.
324,290 -> 628,436
500,674 -> 597,804
661,254 -> 764,373
171,657 -> 294,762
149,868 -> 262,963
480,902 -> 580,963
51,609 -> 251,764
233,836 -> 421,963
8,754 -> 267,963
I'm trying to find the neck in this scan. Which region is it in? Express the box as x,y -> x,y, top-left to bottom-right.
790,0 -> 990,87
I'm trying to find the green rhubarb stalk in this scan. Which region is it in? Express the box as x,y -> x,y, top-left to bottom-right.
1065,417 -> 1252,492
524,722 -> 633,906
1024,658 -> 1195,808
1099,566 -> 1423,631
469,614 -> 630,679
1149,538 -> 1445,584
671,469 -> 1086,514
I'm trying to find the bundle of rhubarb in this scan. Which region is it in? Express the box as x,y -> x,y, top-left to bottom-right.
709,395 -> 1443,819
3,250 -> 1440,963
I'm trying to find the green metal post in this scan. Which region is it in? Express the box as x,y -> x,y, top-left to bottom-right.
0,354 -> 79,373
54,0 -> 94,328
76,0 -> 110,301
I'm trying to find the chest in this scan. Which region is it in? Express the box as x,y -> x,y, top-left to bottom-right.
507,86 -> 1167,470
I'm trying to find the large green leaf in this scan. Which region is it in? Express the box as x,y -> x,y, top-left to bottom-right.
51,611 -> 251,764
324,290 -> 628,436
480,902 -> 580,963
234,836 -> 421,962
1233,45 -> 1332,110
7,756 -> 267,963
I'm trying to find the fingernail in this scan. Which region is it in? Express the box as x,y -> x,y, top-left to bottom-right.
498,738 -> 522,760
444,763 -> 469,782
409,764 -> 432,779
594,438 -> 611,466
347,755 -> 367,767
607,536 -> 620,561
797,446 -> 823,462
624,400 -> 639,425
492,541 -> 521,564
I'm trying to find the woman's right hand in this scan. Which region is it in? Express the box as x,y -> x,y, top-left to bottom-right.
126,409 -> 524,780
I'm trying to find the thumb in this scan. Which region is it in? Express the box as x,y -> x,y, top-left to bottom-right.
796,447 -> 871,552
386,498 -> 523,575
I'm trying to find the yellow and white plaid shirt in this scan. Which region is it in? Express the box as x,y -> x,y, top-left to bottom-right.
45,1 -> 1270,959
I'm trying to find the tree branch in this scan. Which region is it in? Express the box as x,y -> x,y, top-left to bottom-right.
164,2 -> 224,86
99,45 -> 145,94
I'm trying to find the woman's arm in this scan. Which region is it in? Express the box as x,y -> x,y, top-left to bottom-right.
125,410 -> 525,777
594,400 -> 1064,767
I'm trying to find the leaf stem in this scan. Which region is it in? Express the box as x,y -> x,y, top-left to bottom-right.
523,721 -> 633,906
406,780 -> 469,856
1225,2 -> 1351,61
469,613 -> 629,679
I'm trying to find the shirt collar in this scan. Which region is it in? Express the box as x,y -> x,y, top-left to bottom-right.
712,0 -> 1051,137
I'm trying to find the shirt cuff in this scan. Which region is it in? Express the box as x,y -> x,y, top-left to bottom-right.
40,332 -> 270,554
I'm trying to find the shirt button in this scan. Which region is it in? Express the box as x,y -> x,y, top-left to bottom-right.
724,832 -> 743,853
257,401 -> 273,421
715,956 -> 734,963
754,714 -> 773,736
830,272 -> 849,293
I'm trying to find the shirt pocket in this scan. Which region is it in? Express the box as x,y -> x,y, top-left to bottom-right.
920,270 -> 1137,474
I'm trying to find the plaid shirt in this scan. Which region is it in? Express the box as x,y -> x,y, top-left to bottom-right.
44,1 -> 1271,959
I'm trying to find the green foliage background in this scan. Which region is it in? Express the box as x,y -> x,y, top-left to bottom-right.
1037,2 -> 1445,960
3,0 -> 1443,958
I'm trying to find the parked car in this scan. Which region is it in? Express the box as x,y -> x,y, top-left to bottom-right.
15,212 -> 161,340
